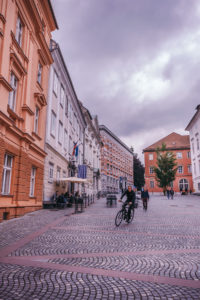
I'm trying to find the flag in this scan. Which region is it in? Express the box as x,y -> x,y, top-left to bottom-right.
75,145 -> 79,157
72,142 -> 77,156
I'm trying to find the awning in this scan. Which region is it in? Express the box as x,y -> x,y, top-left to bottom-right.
58,177 -> 88,183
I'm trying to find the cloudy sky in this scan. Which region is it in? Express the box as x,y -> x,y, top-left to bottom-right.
51,0 -> 200,161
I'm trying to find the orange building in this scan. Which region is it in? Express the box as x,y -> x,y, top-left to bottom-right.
143,132 -> 193,193
0,0 -> 58,221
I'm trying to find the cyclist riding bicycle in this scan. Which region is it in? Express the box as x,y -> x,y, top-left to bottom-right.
119,185 -> 136,222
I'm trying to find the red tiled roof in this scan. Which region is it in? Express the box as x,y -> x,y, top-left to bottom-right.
143,132 -> 190,152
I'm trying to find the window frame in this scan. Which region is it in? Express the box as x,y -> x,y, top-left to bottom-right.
53,70 -> 59,96
8,72 -> 18,111
58,121 -> 63,145
30,167 -> 36,197
48,162 -> 54,183
34,106 -> 39,134
15,15 -> 23,47
37,62 -> 43,85
178,165 -> 183,174
1,154 -> 13,195
50,110 -> 56,137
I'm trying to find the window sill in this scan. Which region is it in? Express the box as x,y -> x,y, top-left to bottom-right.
32,131 -> 42,141
0,194 -> 14,198
7,105 -> 24,122
29,196 -> 36,199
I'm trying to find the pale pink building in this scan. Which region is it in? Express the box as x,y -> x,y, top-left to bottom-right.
0,0 -> 58,221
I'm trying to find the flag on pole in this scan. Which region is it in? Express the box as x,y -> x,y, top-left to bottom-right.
72,142 -> 77,156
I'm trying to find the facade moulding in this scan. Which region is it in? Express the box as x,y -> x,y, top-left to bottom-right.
21,104 -> 34,116
46,142 -> 69,163
0,13 -> 6,24
0,75 -> 12,91
34,92 -> 47,107
29,143 -> 47,158
10,52 -> 27,76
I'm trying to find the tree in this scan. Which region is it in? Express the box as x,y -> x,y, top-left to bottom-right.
154,143 -> 177,194
133,153 -> 145,190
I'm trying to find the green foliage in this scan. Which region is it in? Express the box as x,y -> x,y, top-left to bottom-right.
154,143 -> 177,193
133,153 -> 145,190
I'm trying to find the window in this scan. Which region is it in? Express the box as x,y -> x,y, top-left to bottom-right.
149,154 -> 153,160
64,130 -> 68,151
8,73 -> 18,111
16,16 -> 23,46
48,163 -> 54,183
187,151 -> 191,159
192,143 -> 195,153
1,154 -> 13,195
56,167 -> 60,185
194,162 -> 196,175
58,121 -> 63,145
187,165 -> 192,173
60,85 -> 65,107
149,166 -> 154,174
69,136 -> 72,155
37,63 -> 42,85
198,182 -> 200,191
53,71 -> 59,95
176,152 -> 182,159
34,106 -> 39,134
50,110 -> 56,137
30,167 -> 36,197
178,166 -> 183,173
65,96 -> 68,116
150,181 -> 154,188
197,139 -> 200,151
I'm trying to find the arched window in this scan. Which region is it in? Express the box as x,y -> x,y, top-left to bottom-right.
179,179 -> 189,191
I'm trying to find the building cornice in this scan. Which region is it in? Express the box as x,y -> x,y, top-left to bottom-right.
99,125 -> 133,154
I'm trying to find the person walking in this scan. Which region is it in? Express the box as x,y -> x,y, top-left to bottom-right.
141,186 -> 149,210
166,188 -> 170,199
170,188 -> 174,199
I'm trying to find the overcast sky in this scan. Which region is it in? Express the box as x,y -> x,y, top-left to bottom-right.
51,0 -> 200,161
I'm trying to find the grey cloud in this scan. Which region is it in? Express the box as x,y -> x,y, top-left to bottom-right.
51,0 -> 200,154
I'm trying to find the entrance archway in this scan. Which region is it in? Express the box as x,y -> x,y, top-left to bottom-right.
179,179 -> 189,191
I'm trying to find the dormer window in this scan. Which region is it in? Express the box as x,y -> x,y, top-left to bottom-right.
16,16 -> 23,46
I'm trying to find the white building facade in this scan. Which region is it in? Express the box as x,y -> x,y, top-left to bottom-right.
186,105 -> 200,192
43,41 -> 86,201
80,103 -> 102,196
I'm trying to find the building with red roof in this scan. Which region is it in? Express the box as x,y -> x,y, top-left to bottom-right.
143,132 -> 193,193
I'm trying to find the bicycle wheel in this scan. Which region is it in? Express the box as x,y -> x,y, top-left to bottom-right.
115,210 -> 123,226
128,208 -> 134,223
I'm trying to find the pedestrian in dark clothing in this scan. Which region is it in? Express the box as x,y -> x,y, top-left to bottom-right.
166,188 -> 170,199
170,188 -> 174,199
141,187 -> 149,210
120,186 -> 136,221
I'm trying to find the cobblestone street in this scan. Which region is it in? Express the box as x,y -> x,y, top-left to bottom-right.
0,195 -> 200,299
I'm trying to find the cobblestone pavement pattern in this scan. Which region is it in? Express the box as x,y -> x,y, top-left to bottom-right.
0,195 -> 200,299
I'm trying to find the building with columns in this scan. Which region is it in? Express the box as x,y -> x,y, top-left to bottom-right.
43,41 -> 86,202
79,102 -> 102,196
143,132 -> 193,193
0,0 -> 57,221
185,105 -> 200,192
99,125 -> 134,195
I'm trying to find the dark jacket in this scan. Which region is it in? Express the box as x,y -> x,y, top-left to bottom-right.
141,190 -> 149,199
121,189 -> 136,204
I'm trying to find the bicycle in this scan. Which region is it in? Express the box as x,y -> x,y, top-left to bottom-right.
115,200 -> 135,226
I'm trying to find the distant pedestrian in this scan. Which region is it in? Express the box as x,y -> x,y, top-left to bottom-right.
141,186 -> 149,210
170,188 -> 174,199
166,188 -> 170,199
